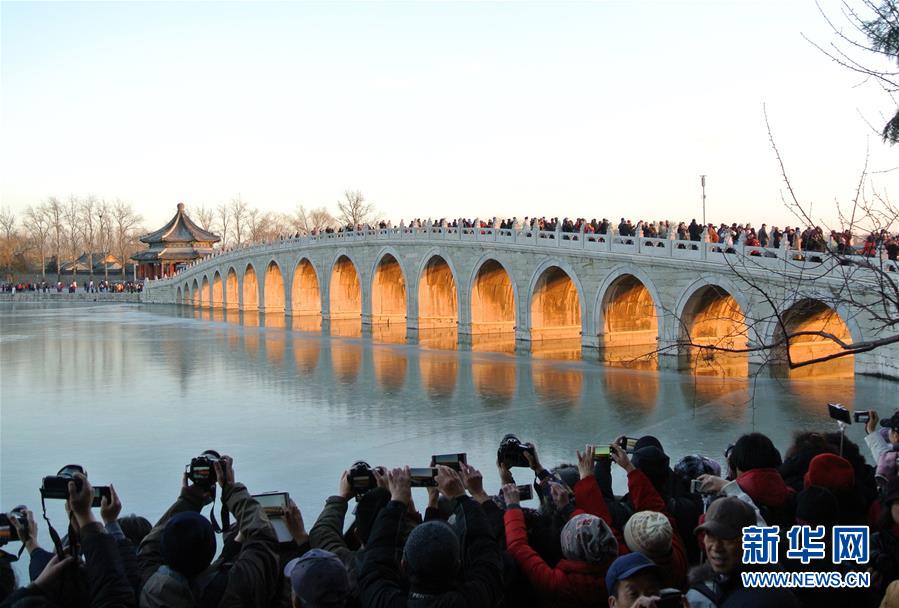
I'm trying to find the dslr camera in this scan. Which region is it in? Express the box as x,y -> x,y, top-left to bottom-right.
186,450 -> 222,488
41,465 -> 111,508
0,506 -> 28,546
497,434 -> 535,468
348,461 -> 379,496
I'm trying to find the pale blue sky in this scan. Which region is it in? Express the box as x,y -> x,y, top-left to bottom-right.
1,1 -> 894,229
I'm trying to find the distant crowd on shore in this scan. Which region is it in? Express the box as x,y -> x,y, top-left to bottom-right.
6,408 -> 899,607
1,280 -> 143,294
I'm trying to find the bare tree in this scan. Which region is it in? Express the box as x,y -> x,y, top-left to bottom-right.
0,207 -> 15,241
79,195 -> 98,283
0,206 -> 18,276
63,195 -> 81,280
112,199 -> 142,279
809,0 -> 899,144
193,204 -> 215,231
295,205 -> 336,233
23,204 -> 51,281
216,203 -> 230,248
96,200 -> 112,282
45,197 -> 64,281
337,190 -> 375,228
229,196 -> 249,245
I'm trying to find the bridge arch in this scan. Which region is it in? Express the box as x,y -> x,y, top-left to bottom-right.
200,275 -> 210,308
176,286 -> 183,305
328,253 -> 362,320
291,258 -> 321,316
263,260 -> 286,313
417,252 -> 459,329
242,263 -> 259,311
769,297 -> 859,377
212,271 -> 223,308
595,266 -> 663,362
191,279 -> 200,307
225,267 -> 239,310
673,278 -> 750,374
527,260 -> 585,342
469,255 -> 518,333
370,248 -> 407,325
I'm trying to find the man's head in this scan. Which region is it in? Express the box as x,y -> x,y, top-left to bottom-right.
402,520 -> 460,588
728,433 -> 781,475
284,549 -> 348,608
694,497 -> 756,575
606,552 -> 661,608
880,412 -> 899,445
160,512 -> 216,578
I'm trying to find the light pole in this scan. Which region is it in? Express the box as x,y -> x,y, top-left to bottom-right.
700,175 -> 707,226
98,212 -> 109,287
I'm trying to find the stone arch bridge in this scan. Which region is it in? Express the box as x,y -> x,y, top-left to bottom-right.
142,225 -> 899,380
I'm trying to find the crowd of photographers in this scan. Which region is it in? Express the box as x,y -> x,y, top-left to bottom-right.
7,409 -> 899,607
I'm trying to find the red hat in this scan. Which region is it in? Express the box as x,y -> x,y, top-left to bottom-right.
804,453 -> 855,491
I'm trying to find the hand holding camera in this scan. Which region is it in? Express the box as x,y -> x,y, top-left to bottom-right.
212,455 -> 235,490
610,440 -> 635,473
576,444 -> 596,480
497,462 -> 515,486
67,472 -> 97,528
694,474 -> 727,496
550,482 -> 570,510
100,485 -> 122,525
338,470 -> 354,501
7,507 -> 38,552
284,498 -> 308,545
866,410 -> 880,434
386,467 -> 412,505
459,462 -> 489,503
435,465 -> 465,500
501,483 -> 520,506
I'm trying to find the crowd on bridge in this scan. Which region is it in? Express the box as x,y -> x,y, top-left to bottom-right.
6,408 -> 899,608
1,281 -> 143,294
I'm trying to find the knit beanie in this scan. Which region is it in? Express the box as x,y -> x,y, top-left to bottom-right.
623,511 -> 673,560
803,453 -> 854,491
160,512 -> 216,578
795,486 -> 839,527
402,520 -> 460,582
560,513 -> 618,565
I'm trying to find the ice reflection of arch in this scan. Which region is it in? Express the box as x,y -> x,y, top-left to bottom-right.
417,253 -> 459,329
674,279 -> 750,376
176,286 -> 183,304
212,271 -> 223,309
242,264 -> 259,311
472,357 -> 517,403
292,258 -> 321,316
528,261 -> 583,341
329,254 -> 362,320
420,351 -> 458,399
371,251 -> 407,325
191,279 -> 200,306
263,261 -> 285,313
293,338 -> 321,376
331,341 -> 362,385
373,347 -> 408,392
532,362 -> 583,407
595,267 -> 662,364
200,276 -> 210,308
225,268 -> 239,310
470,256 -> 517,333
772,298 -> 856,378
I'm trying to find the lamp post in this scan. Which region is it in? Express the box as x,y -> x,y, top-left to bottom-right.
700,175 -> 707,226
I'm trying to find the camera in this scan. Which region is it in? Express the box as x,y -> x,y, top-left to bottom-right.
657,589 -> 684,608
690,479 -> 704,494
348,461 -> 378,496
617,437 -> 639,453
593,445 -> 611,459
40,465 -> 111,508
497,434 -> 535,468
828,403 -> 852,424
409,468 -> 438,487
431,453 -> 467,471
186,450 -> 222,488
517,484 -> 533,501
0,507 -> 28,546
854,411 -> 871,424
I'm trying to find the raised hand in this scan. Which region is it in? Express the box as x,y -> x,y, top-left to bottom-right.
213,455 -> 235,490
338,470 -> 353,500
435,465 -> 465,500
387,466 -> 412,505
501,483 -> 520,506
576,445 -> 596,480
609,441 -> 635,473
100,484 -> 122,525
497,462 -> 515,486
67,473 -> 96,527
523,442 -> 542,472
285,498 -> 308,545
550,482 -> 570,510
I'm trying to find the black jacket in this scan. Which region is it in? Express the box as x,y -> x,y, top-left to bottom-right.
357,497 -> 503,607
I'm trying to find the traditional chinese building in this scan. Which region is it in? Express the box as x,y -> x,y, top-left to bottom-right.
132,203 -> 220,280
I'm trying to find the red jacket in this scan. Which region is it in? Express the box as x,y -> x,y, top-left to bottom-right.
573,470 -> 688,590
503,507 -> 610,607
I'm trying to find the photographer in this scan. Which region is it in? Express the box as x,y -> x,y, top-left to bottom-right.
1,473 -> 135,608
357,465 -> 504,606
863,411 -> 899,485
137,455 -> 279,608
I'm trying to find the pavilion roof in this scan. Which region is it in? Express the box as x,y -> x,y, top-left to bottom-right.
139,203 -> 221,245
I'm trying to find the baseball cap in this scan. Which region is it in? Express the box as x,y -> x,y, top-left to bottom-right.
694,497 -> 756,540
283,549 -> 348,608
605,552 -> 660,596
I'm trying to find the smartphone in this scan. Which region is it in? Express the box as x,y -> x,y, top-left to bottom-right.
828,403 -> 852,424
854,411 -> 871,424
618,437 -> 639,453
656,588 -> 684,608
431,453 -> 467,471
517,484 -> 533,501
410,467 -> 438,487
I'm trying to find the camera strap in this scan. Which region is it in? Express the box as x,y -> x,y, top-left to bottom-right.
40,493 -> 65,560
207,487 -> 231,534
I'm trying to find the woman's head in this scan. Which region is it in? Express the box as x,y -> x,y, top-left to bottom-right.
559,513 -> 618,565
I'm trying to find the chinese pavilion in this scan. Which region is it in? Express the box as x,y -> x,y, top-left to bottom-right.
132,203 -> 221,280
